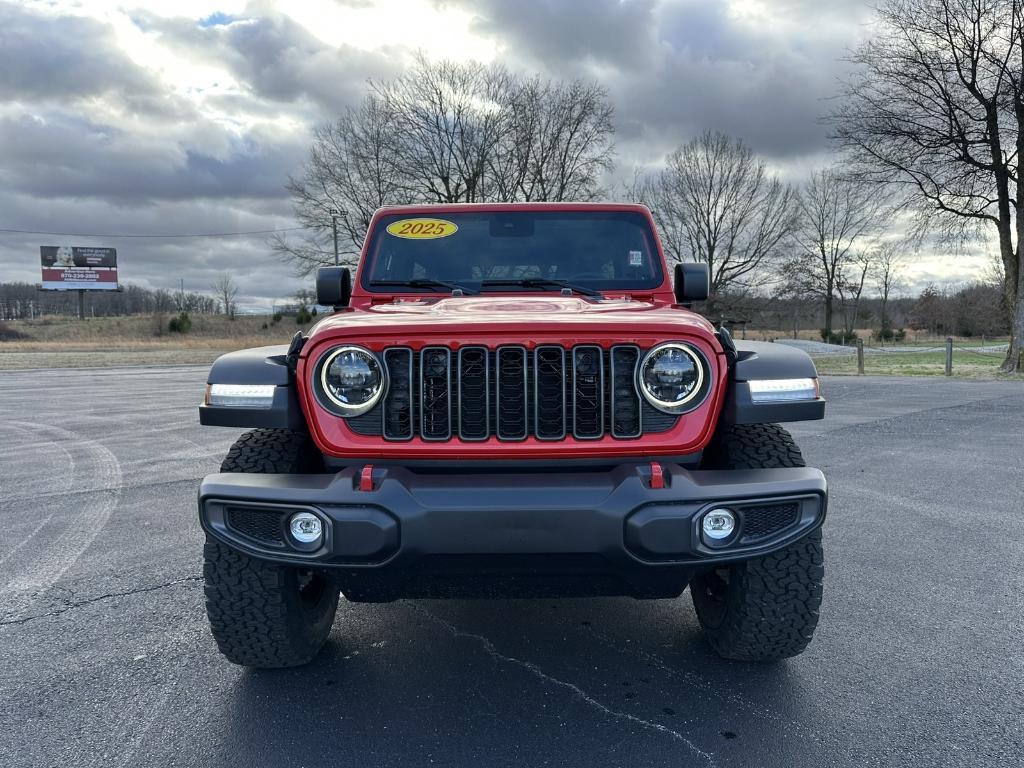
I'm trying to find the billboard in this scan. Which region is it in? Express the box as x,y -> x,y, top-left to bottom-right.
40,246 -> 119,291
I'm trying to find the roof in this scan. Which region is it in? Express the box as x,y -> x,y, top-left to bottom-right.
371,202 -> 652,216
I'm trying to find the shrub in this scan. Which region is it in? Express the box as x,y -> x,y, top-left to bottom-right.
295,307 -> 313,324
819,328 -> 859,345
0,321 -> 28,341
261,322 -> 269,330
873,327 -> 907,342
271,312 -> 283,324
168,312 -> 192,333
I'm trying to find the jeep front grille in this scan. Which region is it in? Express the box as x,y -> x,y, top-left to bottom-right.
347,344 -> 680,441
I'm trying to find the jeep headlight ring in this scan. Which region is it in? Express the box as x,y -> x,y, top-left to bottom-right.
637,342 -> 708,414
316,345 -> 387,417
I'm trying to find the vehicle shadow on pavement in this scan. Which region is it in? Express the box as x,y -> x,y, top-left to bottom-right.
209,597 -> 824,768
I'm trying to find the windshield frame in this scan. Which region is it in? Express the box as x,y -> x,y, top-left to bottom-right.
354,204 -> 671,298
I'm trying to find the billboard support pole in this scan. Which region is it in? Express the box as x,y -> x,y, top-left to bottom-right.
77,290 -> 85,320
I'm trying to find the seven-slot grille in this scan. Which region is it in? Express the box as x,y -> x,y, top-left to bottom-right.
349,345 -> 680,442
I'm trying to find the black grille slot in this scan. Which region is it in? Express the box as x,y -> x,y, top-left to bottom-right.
458,347 -> 490,440
572,345 -> 604,439
496,346 -> 528,440
740,503 -> 800,542
420,347 -> 452,440
610,346 -> 641,438
226,507 -> 286,546
534,346 -> 567,439
383,348 -> 413,440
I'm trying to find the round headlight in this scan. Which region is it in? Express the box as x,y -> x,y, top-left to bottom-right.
637,342 -> 707,414
318,346 -> 386,416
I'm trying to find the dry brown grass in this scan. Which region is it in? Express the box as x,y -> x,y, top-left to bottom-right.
0,314 -> 312,369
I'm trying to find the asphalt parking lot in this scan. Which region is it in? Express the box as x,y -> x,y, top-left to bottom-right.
1,367 -> 1022,768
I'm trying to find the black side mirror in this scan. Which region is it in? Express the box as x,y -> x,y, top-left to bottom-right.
674,262 -> 709,303
316,266 -> 352,309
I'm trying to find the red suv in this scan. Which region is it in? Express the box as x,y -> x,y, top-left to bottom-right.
199,203 -> 827,668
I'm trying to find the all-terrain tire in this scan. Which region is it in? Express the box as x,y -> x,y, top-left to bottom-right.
204,428 -> 339,668
690,424 -> 824,661
219,428 -> 324,474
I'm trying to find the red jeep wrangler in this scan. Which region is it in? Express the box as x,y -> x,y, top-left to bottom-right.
198,203 -> 826,668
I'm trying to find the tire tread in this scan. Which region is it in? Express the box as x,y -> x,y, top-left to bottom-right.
692,423 -> 824,661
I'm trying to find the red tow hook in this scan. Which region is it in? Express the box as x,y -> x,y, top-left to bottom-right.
649,461 -> 665,490
359,465 -> 375,492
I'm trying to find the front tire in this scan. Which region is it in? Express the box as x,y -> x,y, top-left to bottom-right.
203,429 -> 339,668
690,424 -> 824,661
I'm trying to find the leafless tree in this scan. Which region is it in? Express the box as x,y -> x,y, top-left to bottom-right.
786,169 -> 891,338
874,243 -> 906,337
373,55 -> 513,204
211,274 -> 239,319
833,0 -> 1024,370
275,58 -> 616,276
836,251 -> 873,335
272,96 -> 404,275
489,76 -> 615,202
636,132 -> 798,308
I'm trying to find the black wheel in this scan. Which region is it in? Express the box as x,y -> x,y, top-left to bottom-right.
690,424 -> 824,661
203,429 -> 339,668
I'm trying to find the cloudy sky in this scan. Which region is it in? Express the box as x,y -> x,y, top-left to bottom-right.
0,0 -> 987,308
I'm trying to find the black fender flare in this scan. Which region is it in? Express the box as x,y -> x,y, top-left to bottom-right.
723,340 -> 825,424
198,343 -> 307,430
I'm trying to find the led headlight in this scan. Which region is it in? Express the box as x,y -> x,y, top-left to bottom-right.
637,342 -> 707,414
317,346 -> 386,416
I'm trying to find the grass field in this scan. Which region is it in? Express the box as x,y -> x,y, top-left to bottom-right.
810,349 -> 1007,378
0,315 -> 305,370
0,314 -> 1020,379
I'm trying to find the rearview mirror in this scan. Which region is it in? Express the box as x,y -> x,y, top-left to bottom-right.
317,266 -> 352,309
674,263 -> 709,303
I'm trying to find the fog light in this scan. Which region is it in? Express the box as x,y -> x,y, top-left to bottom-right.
702,508 -> 736,543
289,512 -> 323,544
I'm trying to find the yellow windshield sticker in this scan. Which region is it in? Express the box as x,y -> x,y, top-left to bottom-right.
385,218 -> 458,239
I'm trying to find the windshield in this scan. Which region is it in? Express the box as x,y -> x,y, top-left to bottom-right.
361,210 -> 664,293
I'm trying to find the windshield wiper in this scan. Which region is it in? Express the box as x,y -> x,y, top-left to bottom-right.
480,278 -> 603,298
370,279 -> 479,295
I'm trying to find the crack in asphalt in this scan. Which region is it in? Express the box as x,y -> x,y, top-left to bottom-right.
0,576 -> 202,628
415,606 -> 717,767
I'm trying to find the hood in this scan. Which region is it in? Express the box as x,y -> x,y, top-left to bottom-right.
308,296 -> 716,343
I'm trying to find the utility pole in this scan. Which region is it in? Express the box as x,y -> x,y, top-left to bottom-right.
330,209 -> 340,266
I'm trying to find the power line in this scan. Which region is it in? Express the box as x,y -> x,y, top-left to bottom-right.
0,226 -> 311,239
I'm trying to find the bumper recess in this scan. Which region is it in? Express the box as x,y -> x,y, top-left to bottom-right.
199,463 -> 826,586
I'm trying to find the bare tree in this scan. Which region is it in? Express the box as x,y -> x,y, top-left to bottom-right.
275,59 -> 616,276
637,132 -> 797,309
273,96 -> 404,275
836,250 -> 873,335
787,169 -> 891,338
490,76 -> 615,202
212,274 -> 239,319
374,55 -> 513,204
874,243 -> 906,338
833,0 -> 1024,370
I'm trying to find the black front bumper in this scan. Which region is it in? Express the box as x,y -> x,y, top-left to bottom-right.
199,463 -> 826,600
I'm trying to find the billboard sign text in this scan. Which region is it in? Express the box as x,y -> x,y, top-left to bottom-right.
40,246 -> 119,291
